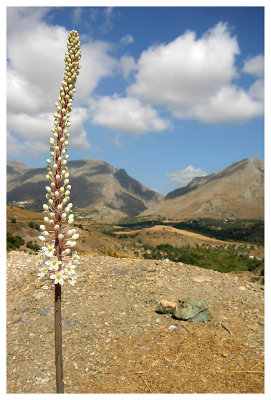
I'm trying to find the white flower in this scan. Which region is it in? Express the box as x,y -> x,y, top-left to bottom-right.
71,251 -> 80,264
42,242 -> 55,257
38,267 -> 48,278
37,252 -> 46,264
65,262 -> 76,275
67,276 -> 77,286
50,270 -> 66,285
45,256 -> 61,271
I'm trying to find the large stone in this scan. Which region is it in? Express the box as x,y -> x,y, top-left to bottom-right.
155,299 -> 177,314
189,310 -> 212,322
173,300 -> 208,320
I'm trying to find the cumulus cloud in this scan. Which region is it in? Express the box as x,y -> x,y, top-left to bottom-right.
89,95 -> 171,134
120,55 -> 137,79
119,34 -> 134,45
166,166 -> 208,187
128,22 -> 263,123
7,130 -> 25,158
243,55 -> 264,78
6,7 -> 117,157
7,107 -> 89,156
76,41 -> 118,101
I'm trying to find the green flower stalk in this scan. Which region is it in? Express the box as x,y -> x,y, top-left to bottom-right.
36,30 -> 81,393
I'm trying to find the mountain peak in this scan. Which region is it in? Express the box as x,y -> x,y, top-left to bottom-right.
143,158 -> 264,220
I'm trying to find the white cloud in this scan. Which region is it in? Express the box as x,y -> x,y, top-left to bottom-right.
100,7 -> 115,34
89,95 -> 171,134
167,166 -> 208,187
76,41 -> 117,101
119,34 -> 134,45
243,55 -> 264,78
128,22 -> 263,123
248,79 -> 264,102
192,85 -> 264,124
7,130 -> 25,158
120,55 -> 137,79
7,107 -> 90,156
6,7 -> 114,158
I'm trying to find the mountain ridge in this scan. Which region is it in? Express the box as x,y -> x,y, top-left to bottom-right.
142,158 -> 264,220
7,158 -> 163,222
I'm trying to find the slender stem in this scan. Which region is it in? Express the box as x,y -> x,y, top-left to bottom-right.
54,283 -> 64,393
54,100 -> 65,394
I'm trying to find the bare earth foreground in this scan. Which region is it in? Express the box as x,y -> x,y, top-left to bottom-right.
6,251 -> 264,394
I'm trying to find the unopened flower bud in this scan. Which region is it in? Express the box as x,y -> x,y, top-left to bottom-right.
40,225 -> 45,231
54,225 -> 60,231
43,204 -> 49,211
39,236 -> 46,241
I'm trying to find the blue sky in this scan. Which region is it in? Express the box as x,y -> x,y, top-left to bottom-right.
6,4 -> 265,195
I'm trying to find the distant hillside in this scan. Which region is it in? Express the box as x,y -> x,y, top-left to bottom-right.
7,158 -> 163,222
141,158 -> 264,220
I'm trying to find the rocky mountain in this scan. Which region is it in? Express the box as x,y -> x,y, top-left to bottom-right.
141,158 -> 264,220
7,158 -> 164,222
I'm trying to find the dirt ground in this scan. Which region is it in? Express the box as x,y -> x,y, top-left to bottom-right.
6,251 -> 264,394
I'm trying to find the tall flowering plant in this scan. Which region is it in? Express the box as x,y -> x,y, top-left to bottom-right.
36,30 -> 81,393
